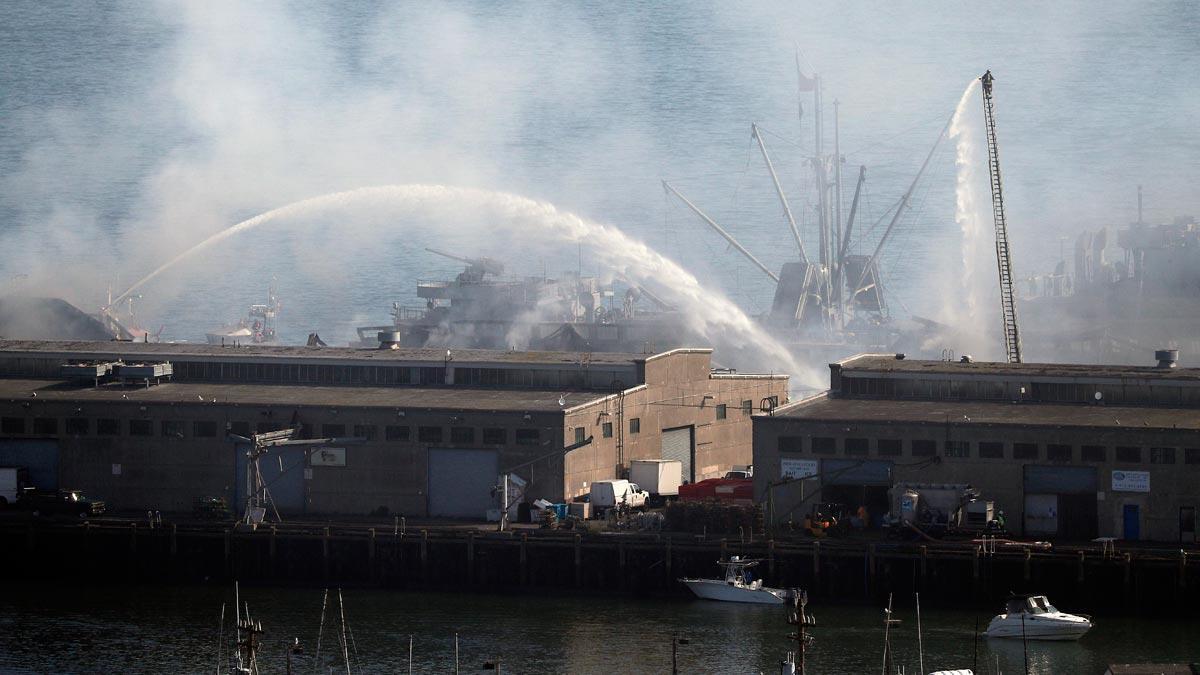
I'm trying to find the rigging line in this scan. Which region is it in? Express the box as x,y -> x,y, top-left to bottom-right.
840,111 -> 954,160
754,124 -> 807,152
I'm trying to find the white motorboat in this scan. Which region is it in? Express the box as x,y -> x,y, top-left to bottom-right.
679,556 -> 789,604
984,595 -> 1092,641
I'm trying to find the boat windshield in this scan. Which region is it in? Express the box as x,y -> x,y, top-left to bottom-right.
1029,597 -> 1051,614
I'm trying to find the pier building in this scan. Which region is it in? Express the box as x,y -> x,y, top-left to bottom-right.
754,352 -> 1200,543
0,340 -> 786,517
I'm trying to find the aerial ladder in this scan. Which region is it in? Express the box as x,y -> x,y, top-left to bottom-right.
980,70 -> 1023,363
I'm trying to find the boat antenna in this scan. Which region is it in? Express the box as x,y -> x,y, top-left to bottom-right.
337,589 -> 351,675
916,592 -> 924,675
314,588 -> 328,674
216,602 -> 225,675
880,593 -> 899,675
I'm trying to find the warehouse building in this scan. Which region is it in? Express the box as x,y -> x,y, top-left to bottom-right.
753,352 -> 1200,542
0,340 -> 786,517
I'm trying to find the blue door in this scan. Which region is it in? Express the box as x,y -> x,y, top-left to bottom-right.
1123,504 -> 1140,541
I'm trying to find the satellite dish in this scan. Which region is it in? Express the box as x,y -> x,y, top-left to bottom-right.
558,394 -> 566,407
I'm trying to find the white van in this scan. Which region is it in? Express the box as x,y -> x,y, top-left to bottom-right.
589,479 -> 649,515
0,467 -> 30,507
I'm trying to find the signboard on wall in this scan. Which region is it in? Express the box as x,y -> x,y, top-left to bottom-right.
1111,470 -> 1149,493
781,458 -> 818,480
310,447 -> 346,467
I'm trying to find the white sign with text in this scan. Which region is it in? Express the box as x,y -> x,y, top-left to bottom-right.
1111,470 -> 1149,493
781,458 -> 818,480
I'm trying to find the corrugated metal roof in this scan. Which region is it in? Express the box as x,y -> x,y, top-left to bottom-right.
838,354 -> 1200,382
0,378 -> 598,412
768,395 -> 1200,431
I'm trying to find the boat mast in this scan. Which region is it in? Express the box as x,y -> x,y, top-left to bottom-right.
751,123 -> 808,263
813,74 -> 831,330
833,99 -> 844,328
662,181 -> 780,283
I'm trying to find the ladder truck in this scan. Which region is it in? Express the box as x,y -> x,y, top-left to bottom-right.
980,70 -> 1023,364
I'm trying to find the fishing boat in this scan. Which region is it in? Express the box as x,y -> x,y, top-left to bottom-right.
679,556 -> 789,604
984,594 -> 1092,641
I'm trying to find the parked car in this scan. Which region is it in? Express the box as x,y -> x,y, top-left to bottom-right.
16,488 -> 105,518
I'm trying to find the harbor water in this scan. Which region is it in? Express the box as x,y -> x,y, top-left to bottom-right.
1,583 -> 1196,673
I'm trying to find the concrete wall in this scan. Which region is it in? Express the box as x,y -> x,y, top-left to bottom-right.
754,412 -> 1200,542
562,350 -> 789,500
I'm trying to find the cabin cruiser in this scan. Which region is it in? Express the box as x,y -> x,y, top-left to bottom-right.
984,595 -> 1092,641
679,556 -> 789,604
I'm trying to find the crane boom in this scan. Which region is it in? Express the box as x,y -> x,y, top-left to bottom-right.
662,181 -> 780,284
751,123 -> 808,263
979,70 -> 1023,364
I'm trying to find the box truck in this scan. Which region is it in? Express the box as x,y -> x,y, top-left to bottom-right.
630,459 -> 682,505
0,467 -> 30,507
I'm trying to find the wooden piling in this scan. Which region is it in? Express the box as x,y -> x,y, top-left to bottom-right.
867,544 -> 877,598
1023,548 -> 1031,582
420,529 -> 429,582
323,526 -> 331,581
467,532 -> 476,585
520,533 -> 529,587
170,523 -> 177,558
812,541 -> 821,590
768,540 -> 776,584
574,534 -> 582,588
368,528 -> 377,581
269,525 -> 277,567
1077,550 -> 1085,584
919,545 -> 927,589
617,540 -> 626,589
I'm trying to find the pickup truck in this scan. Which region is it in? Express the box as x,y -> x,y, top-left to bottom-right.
589,479 -> 649,515
15,489 -> 106,519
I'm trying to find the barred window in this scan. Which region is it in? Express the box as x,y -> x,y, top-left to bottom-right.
162,420 -> 185,438
451,427 -> 475,444
877,439 -> 902,457
418,426 -> 443,443
812,437 -> 835,455
979,442 -> 1004,459
911,440 -> 936,457
944,441 -> 969,458
1013,443 -> 1038,460
483,428 -> 506,444
629,418 -> 640,434
715,404 -> 727,420
32,418 -> 57,435
1081,446 -> 1106,462
1047,444 -> 1072,461
353,424 -> 377,441
97,419 -> 120,436
1150,447 -> 1176,464
65,418 -> 89,436
1116,446 -> 1141,463
129,419 -> 153,436
601,422 -> 613,439
778,436 -> 804,453
845,438 -> 869,456
516,429 -> 540,446
385,425 -> 410,441
193,420 -> 218,438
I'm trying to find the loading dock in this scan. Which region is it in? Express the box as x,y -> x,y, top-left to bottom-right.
428,448 -> 498,519
1023,465 -> 1097,540
661,426 -> 695,483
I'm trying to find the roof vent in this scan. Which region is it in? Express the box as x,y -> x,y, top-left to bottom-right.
894,353 -> 906,360
1155,348 -> 1179,369
960,355 -> 974,363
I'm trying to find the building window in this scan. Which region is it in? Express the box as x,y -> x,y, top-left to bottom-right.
1013,443 -> 1038,460
877,439 -> 902,457
1081,445 -> 1106,462
322,424 -> 346,438
97,418 -> 120,436
483,428 -> 506,444
845,438 -> 869,456
65,418 -> 89,436
451,427 -> 475,444
1185,448 -> 1200,465
229,421 -> 251,437
574,427 -> 585,444
629,418 -> 640,434
979,442 -> 1004,459
516,429 -> 540,446
385,425 -> 410,442
162,420 -> 185,438
911,440 -> 936,457
944,441 -> 969,458
257,421 -> 283,434
353,424 -> 377,441
741,400 -> 753,414
812,437 -> 835,455
1116,446 -> 1141,463
779,436 -> 804,453
1150,447 -> 1176,464
129,419 -> 153,436
418,426 -> 443,443
1047,444 -> 1072,462
715,404 -> 727,420
602,422 -> 613,438
32,418 -> 57,435
1,417 -> 24,434
193,420 -> 218,438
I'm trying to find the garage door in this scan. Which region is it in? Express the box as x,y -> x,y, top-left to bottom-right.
0,439 -> 58,490
428,448 -> 498,519
821,459 -> 893,486
234,444 -> 308,516
661,426 -> 694,482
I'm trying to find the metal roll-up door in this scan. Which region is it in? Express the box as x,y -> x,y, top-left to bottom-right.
661,426 -> 694,482
820,459 -> 893,486
1023,466 -> 1097,494
0,439 -> 58,490
428,448 -> 498,518
234,444 -> 307,516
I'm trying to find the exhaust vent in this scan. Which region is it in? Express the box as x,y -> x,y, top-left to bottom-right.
1155,349 -> 1179,369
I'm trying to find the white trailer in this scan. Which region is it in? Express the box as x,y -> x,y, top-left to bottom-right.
0,467 -> 30,507
630,459 -> 682,500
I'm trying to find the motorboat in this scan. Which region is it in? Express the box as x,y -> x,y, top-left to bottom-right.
984,595 -> 1092,641
679,556 -> 789,604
